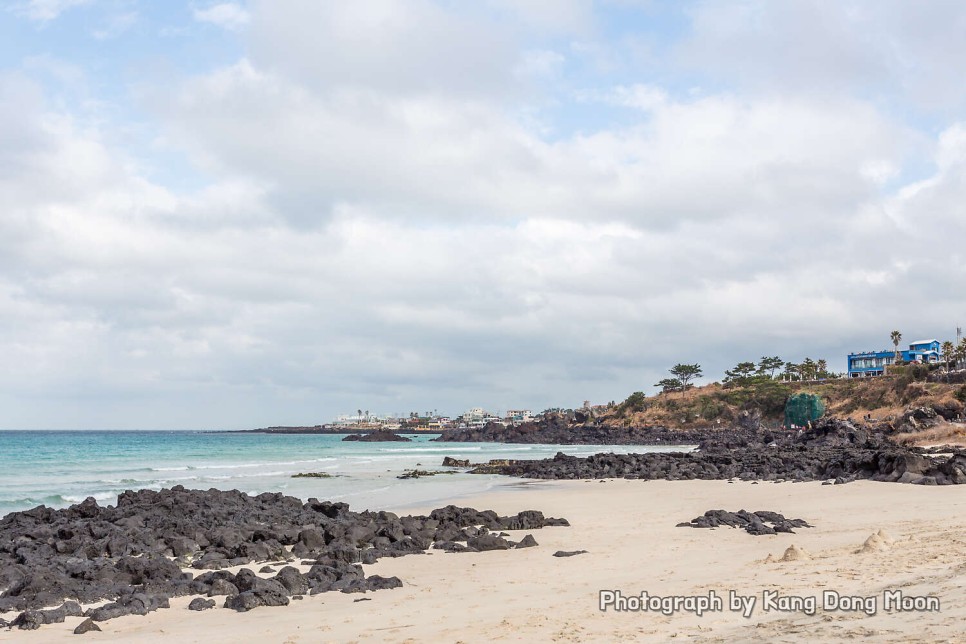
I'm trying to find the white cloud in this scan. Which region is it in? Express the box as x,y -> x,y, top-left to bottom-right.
676,0 -> 966,110
193,2 -> 250,32
514,49 -> 566,80
92,10 -> 137,40
15,0 -> 90,21
5,1 -> 966,428
577,83 -> 668,111
247,0 -> 518,97
155,60 -> 909,234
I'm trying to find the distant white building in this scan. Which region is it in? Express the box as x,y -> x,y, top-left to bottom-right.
505,409 -> 533,424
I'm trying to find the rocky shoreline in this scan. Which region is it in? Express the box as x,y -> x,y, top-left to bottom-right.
342,430 -> 412,442
433,418 -> 705,445
0,487 -> 567,632
455,418 -> 966,485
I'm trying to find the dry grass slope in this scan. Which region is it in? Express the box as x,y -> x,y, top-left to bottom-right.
603,375 -> 965,430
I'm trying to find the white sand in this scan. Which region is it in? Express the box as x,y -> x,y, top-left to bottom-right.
4,479 -> 965,643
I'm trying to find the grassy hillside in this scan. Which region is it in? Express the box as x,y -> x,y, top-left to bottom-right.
601,371 -> 966,430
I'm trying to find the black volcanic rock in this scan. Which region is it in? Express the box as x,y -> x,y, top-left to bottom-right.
678,510 -> 812,535
0,487 -> 567,631
73,618 -> 101,634
516,534 -> 538,548
188,598 -> 215,611
343,431 -> 411,442
467,418 -> 966,486
433,419 -> 703,445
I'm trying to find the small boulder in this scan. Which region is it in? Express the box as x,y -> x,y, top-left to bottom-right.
516,534 -> 538,548
188,598 -> 216,611
73,618 -> 101,634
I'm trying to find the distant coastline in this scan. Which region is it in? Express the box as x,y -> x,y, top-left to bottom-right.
241,425 -> 441,435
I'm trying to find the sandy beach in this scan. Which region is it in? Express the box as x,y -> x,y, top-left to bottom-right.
4,478 -> 964,643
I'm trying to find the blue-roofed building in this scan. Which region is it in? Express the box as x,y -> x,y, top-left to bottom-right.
847,339 -> 941,378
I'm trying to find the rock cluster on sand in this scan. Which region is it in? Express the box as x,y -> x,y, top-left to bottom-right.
342,431 -> 411,442
467,418 -> 966,486
677,510 -> 812,535
0,487 -> 566,631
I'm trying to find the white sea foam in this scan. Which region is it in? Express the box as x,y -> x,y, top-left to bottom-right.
378,446 -> 484,453
61,492 -> 119,504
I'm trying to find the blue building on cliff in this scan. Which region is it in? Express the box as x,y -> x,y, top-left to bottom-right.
847,339 -> 941,378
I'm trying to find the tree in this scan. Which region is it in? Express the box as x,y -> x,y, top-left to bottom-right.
655,378 -> 683,393
816,359 -> 828,378
795,357 -> 815,381
942,341 -> 955,372
621,391 -> 647,412
782,361 -> 799,382
723,361 -> 759,388
668,364 -> 702,390
758,356 -> 784,379
891,330 -> 902,362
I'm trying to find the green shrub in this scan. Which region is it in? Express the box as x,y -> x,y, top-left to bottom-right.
621,391 -> 648,413
751,380 -> 791,416
697,397 -> 725,419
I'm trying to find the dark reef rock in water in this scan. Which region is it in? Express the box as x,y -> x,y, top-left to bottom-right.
342,431 -> 412,442
0,487 -> 567,631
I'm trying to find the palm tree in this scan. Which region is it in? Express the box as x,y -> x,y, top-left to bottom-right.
891,330 -> 902,362
816,359 -> 828,378
942,341 -> 955,372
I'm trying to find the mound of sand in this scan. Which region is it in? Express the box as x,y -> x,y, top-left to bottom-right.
876,528 -> 895,545
857,532 -> 890,553
780,545 -> 811,562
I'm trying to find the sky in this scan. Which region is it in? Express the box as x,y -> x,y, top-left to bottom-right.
2,0 -> 965,429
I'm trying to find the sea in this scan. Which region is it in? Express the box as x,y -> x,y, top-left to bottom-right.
0,431 -> 694,518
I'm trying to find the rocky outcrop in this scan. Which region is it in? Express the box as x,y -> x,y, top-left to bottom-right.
343,431 -> 411,442
433,419 -> 704,445
0,488 -> 567,630
469,418 -> 966,486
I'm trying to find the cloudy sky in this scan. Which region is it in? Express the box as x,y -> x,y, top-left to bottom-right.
2,1 -> 965,429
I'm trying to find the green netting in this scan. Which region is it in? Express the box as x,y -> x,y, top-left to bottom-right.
784,393 -> 825,428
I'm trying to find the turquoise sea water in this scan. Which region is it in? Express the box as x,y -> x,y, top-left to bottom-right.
0,431 -> 693,517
